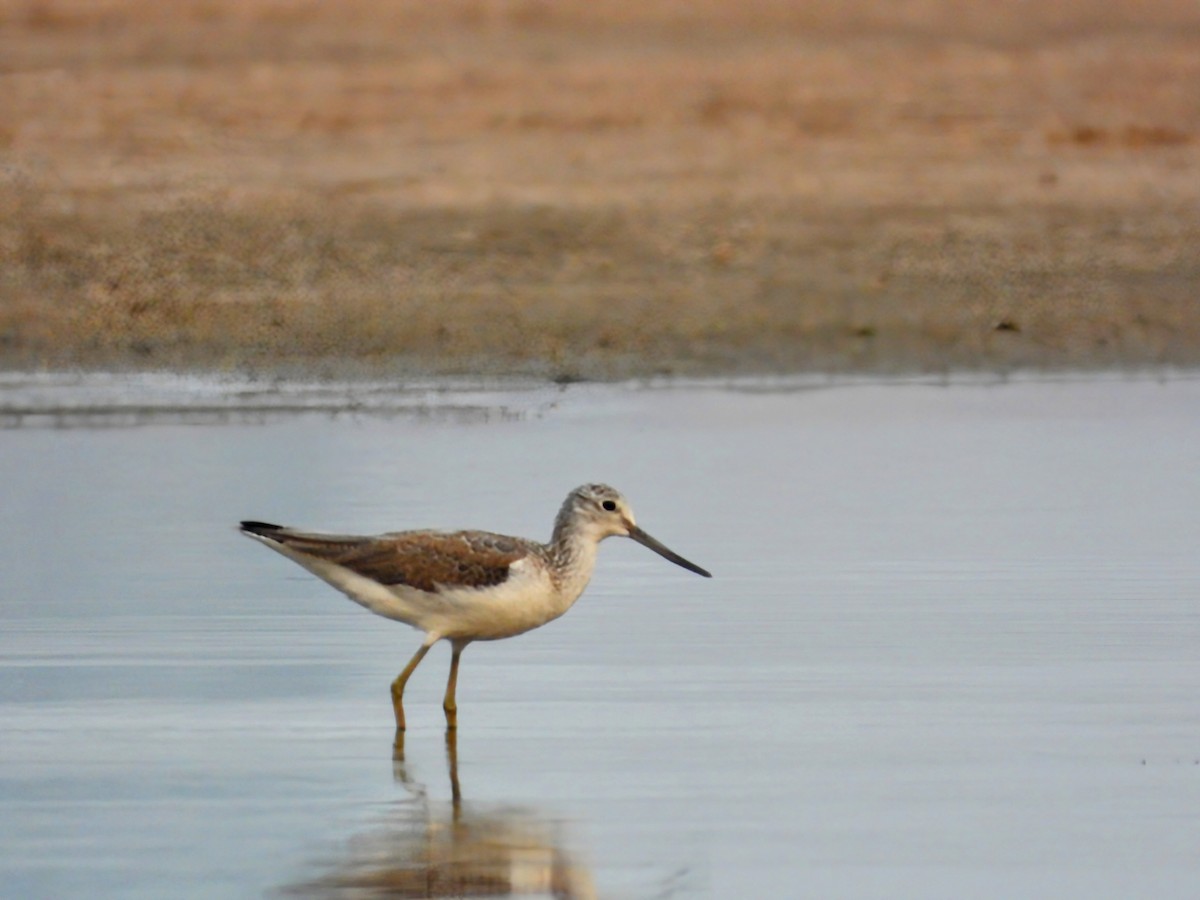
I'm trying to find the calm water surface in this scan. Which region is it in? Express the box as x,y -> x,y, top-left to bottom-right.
2,376 -> 1198,898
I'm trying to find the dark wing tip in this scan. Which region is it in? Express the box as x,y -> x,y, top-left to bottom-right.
240,520 -> 284,537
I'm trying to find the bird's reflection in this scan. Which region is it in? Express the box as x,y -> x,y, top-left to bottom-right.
282,731 -> 596,899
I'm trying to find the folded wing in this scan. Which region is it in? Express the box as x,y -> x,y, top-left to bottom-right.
240,522 -> 535,593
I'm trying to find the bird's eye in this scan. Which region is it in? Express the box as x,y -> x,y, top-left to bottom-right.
601,500 -> 617,512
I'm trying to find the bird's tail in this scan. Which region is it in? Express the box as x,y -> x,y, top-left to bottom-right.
239,520 -> 284,538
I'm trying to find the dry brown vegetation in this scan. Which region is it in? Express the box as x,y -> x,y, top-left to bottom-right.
2,0 -> 1198,379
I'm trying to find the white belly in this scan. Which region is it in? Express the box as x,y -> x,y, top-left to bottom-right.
273,547 -> 584,641
415,562 -> 581,641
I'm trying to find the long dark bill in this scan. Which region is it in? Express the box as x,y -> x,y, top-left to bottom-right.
628,525 -> 712,578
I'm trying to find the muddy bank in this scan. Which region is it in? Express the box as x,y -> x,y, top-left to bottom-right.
2,1 -> 1198,379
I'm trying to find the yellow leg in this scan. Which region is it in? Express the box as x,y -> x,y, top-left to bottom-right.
444,727 -> 462,815
391,641 -> 433,731
443,641 -> 467,730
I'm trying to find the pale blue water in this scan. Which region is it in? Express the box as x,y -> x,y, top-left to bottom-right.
2,375 -> 1199,898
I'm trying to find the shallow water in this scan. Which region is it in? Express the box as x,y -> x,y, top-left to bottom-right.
2,375 -> 1199,898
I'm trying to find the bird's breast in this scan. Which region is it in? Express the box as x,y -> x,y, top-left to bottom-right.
420,558 -> 586,641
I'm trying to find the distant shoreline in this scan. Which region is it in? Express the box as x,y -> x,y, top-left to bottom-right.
3,1 -> 1198,379
3,366 -> 1197,431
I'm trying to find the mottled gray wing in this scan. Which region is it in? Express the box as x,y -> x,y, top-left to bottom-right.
253,525 -> 535,593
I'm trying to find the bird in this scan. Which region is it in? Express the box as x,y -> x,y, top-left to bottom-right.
239,483 -> 711,731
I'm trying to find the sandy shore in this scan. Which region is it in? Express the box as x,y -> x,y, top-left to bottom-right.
2,0 -> 1198,379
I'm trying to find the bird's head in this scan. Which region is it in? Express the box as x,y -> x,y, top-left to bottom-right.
557,483 -> 711,577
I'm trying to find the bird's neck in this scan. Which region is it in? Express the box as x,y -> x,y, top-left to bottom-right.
546,523 -> 600,598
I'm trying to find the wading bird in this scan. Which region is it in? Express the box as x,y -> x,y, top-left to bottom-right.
240,484 -> 711,730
